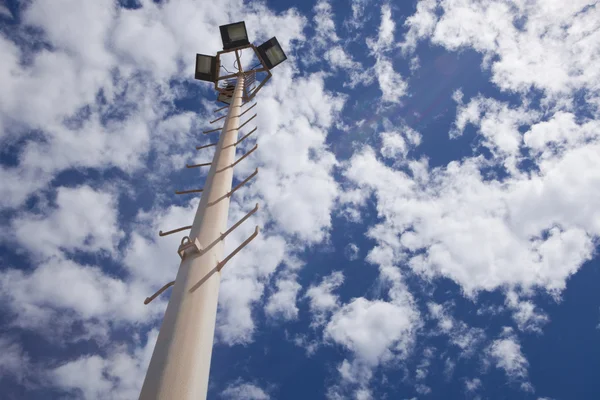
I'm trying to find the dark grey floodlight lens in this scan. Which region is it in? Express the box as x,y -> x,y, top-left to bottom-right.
195,54 -> 217,82
219,21 -> 250,50
257,37 -> 287,69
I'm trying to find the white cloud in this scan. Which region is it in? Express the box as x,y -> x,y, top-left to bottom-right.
323,272 -> 420,398
0,336 -> 30,383
505,292 -> 549,333
487,328 -> 531,389
0,256 -> 157,336
265,274 -> 302,321
221,380 -> 270,400
325,297 -> 418,366
326,45 -> 362,71
313,0 -> 340,47
465,378 -> 482,392
380,125 -> 422,160
12,185 -> 124,258
428,302 -> 486,356
51,329 -> 158,400
402,0 -> 600,101
305,271 -> 344,327
366,5 -> 408,103
343,139 -> 599,297
0,3 -> 12,18
345,0 -> 370,30
344,243 -> 360,261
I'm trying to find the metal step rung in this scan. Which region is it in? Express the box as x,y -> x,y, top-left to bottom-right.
186,162 -> 212,168
207,168 -> 258,207
144,281 -> 175,304
217,226 -> 260,271
175,189 -> 203,195
195,204 -> 259,256
227,114 -> 257,132
159,225 -> 192,237
216,144 -> 257,173
203,126 -> 223,134
236,103 -> 257,118
224,127 -> 257,149
196,142 -> 217,150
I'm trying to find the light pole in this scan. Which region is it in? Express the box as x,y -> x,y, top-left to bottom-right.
139,22 -> 287,400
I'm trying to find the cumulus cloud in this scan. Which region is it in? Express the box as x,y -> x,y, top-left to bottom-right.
344,243 -> 360,261
487,328 -> 532,390
402,0 -> 600,102
428,302 -> 486,357
0,336 -> 30,383
366,4 -> 408,103
343,139 -> 599,297
50,329 -> 158,400
12,185 -> 124,258
265,274 -> 302,321
305,271 -> 344,327
323,266 -> 420,397
221,380 -> 270,400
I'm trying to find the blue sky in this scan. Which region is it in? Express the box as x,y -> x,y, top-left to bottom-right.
1,0 -> 600,399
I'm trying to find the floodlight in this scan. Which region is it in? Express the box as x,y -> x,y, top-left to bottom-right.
219,21 -> 249,50
194,54 -> 217,82
257,37 -> 287,69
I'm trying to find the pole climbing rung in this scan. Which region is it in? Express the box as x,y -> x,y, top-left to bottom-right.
207,168 -> 258,207
217,226 -> 260,271
186,162 -> 212,168
214,104 -> 229,113
159,225 -> 192,237
217,144 -> 257,173
236,103 -> 257,117
175,188 -> 203,195
196,204 -> 259,257
209,114 -> 227,124
144,281 -> 175,304
224,127 -> 257,149
227,114 -> 257,132
203,127 -> 223,134
196,142 -> 217,150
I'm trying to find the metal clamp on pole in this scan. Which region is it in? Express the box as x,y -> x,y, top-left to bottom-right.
186,161 -> 212,168
159,225 -> 192,237
177,236 -> 204,260
217,144 -> 258,173
175,188 -> 203,195
224,127 -> 257,149
227,114 -> 256,132
217,226 -> 260,271
144,281 -> 175,305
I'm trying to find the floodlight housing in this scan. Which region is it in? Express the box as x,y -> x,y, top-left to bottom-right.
257,37 -> 287,69
219,21 -> 250,50
195,54 -> 217,82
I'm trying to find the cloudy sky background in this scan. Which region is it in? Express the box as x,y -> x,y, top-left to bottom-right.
1,0 -> 600,398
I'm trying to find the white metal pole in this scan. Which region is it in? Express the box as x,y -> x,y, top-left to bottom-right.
139,74 -> 246,400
